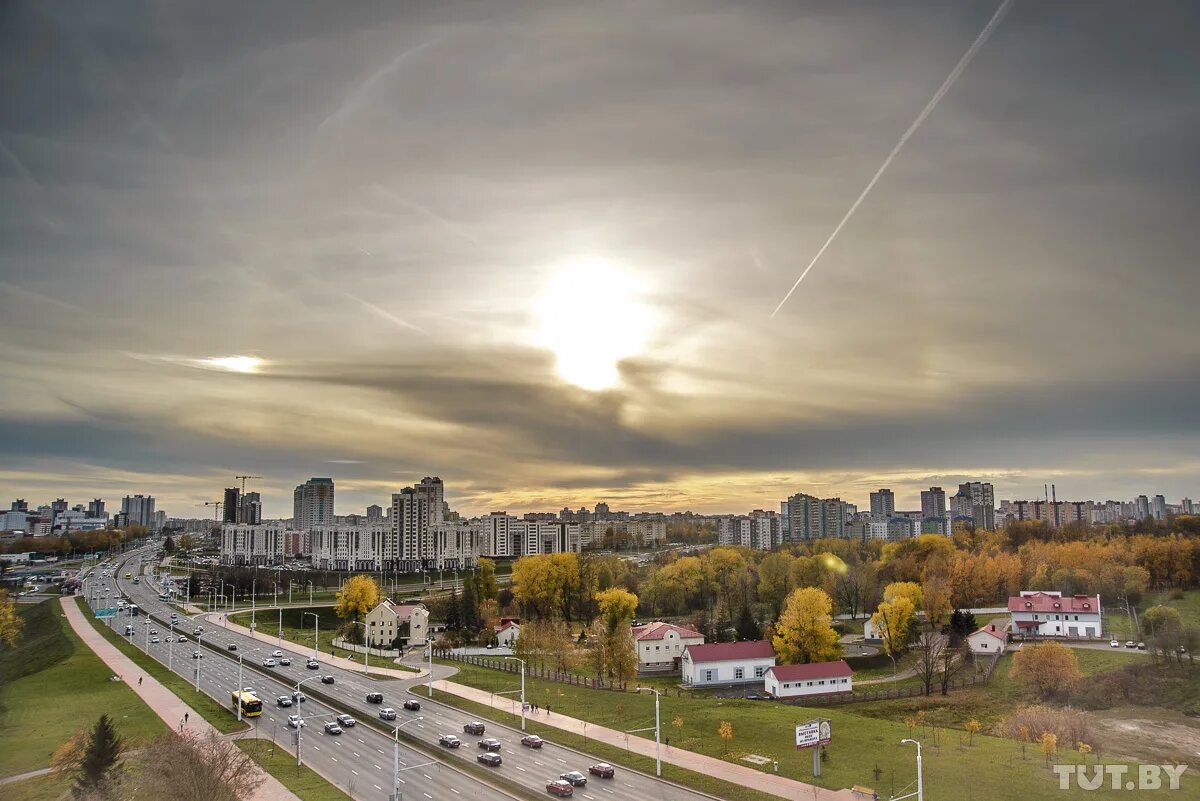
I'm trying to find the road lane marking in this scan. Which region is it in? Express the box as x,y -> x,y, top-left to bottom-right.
515,766 -> 526,772
374,765 -> 382,770
352,770 -> 359,776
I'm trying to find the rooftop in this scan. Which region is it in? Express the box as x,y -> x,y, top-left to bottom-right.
766,660 -> 852,681
684,640 -> 775,663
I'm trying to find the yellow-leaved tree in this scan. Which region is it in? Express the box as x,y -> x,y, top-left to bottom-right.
0,588 -> 23,648
772,587 -> 842,664
594,588 -> 639,681
883,581 -> 924,610
871,596 -> 915,658
1010,642 -> 1082,699
334,575 -> 380,622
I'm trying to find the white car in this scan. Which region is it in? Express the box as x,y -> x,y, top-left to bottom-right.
177,635 -> 187,643
287,715 -> 304,728
379,708 -> 397,721
262,658 -> 276,667
277,696 -> 293,707
278,657 -> 291,666
150,636 -> 160,643
272,650 -> 283,658
165,635 -> 174,642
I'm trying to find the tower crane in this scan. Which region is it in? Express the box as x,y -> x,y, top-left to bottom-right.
235,475 -> 262,494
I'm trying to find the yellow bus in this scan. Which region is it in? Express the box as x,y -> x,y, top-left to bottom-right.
231,691 -> 263,717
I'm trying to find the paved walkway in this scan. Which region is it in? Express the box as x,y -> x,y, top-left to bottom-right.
59,597 -> 300,801
431,677 -> 858,801
0,767 -> 52,786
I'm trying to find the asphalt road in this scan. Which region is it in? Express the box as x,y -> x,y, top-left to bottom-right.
82,547 -> 719,801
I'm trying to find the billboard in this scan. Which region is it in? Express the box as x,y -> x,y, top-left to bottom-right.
795,719 -> 832,749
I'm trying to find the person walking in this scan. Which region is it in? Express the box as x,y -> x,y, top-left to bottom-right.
138,676 -> 143,686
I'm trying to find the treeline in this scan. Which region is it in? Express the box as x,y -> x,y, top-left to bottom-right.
0,525 -> 150,556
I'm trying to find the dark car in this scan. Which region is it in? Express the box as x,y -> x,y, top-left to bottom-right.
321,675 -> 335,684
306,659 -> 320,670
227,643 -> 238,651
546,780 -> 574,797
521,735 -> 544,749
559,771 -> 587,787
478,738 -> 501,752
477,752 -> 502,767
366,692 -> 384,704
463,721 -> 485,736
744,693 -> 767,701
439,734 -> 461,748
588,763 -> 615,778
403,699 -> 421,711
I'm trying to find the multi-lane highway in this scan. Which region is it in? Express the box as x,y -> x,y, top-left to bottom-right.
81,546 -> 724,801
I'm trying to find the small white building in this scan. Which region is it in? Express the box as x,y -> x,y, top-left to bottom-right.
494,619 -> 520,648
1008,591 -> 1102,638
764,660 -> 854,699
966,620 -> 1008,656
632,621 -> 705,673
681,640 -> 776,687
364,600 -> 430,648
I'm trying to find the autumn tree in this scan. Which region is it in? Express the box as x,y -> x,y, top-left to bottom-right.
757,552 -> 794,618
1011,642 -> 1081,699
334,575 -> 380,621
0,588 -> 22,647
718,721 -> 734,753
512,553 -> 580,620
772,587 -> 842,664
965,719 -> 982,747
883,581 -> 924,610
920,575 -> 952,630
476,557 -> 499,600
911,631 -> 947,695
138,728 -> 264,801
1039,732 -> 1058,766
871,596 -> 915,658
594,588 -> 638,681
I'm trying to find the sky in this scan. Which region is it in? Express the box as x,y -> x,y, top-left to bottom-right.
1,1 -> 1198,519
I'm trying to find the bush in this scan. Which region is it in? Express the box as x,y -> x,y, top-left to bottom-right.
1002,705 -> 1090,746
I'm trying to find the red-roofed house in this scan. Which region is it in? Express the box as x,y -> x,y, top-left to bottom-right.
631,621 -> 705,673
681,640 -> 776,687
494,619 -> 521,648
1008,591 -> 1102,638
966,619 -> 1009,656
764,660 -> 853,699
365,600 -> 430,648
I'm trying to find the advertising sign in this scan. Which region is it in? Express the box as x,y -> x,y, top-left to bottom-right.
795,719 -> 832,749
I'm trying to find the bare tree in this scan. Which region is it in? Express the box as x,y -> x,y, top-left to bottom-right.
939,643 -> 969,695
134,730 -> 264,801
911,631 -> 946,696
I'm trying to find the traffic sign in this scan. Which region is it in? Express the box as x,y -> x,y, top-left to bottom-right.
95,608 -> 117,618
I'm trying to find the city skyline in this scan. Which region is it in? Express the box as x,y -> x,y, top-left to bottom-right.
2,2 -> 1199,518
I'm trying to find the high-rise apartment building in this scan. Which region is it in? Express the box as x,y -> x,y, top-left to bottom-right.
241,492 -> 262,525
293,478 -> 335,530
869,489 -> 895,518
390,477 -> 444,571
1134,495 -> 1151,520
919,486 -> 949,535
1152,494 -> 1168,521
223,487 -> 240,524
594,502 -> 610,518
87,498 -> 106,518
121,494 -> 157,528
783,492 -> 853,540
950,482 -> 995,530
366,504 -> 384,522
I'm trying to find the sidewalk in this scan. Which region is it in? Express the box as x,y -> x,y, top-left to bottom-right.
60,597 -> 300,801
431,677 -> 857,801
209,609 -> 425,679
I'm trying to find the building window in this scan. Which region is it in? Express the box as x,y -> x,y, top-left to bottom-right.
754,666 -> 766,678
704,670 -> 715,682
734,668 -> 744,680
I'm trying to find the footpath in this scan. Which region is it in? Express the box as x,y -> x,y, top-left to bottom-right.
431,677 -> 858,801
59,597 -> 300,801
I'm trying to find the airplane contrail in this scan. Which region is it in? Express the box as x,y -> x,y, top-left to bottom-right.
771,0 -> 1014,318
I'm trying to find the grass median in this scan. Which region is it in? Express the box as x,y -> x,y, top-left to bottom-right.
235,739 -> 352,801
72,596 -> 249,734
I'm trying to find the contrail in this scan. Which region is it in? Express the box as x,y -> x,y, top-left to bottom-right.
771,0 -> 1014,318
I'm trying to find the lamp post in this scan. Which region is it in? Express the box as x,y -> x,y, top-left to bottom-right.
168,619 -> 175,672
303,612 -> 319,658
292,676 -> 325,767
505,656 -> 526,731
225,583 -> 236,613
307,580 -> 313,606
194,631 -> 204,691
251,572 -> 257,631
351,621 -> 369,675
896,739 -> 923,801
635,686 -> 663,777
235,649 -> 260,722
391,716 -> 424,801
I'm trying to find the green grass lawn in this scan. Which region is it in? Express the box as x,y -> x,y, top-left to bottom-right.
0,773 -> 71,801
235,739 -> 352,801
73,597 -> 249,734
0,600 -> 168,777
440,660 -> 1162,801
226,607 -> 416,672
1104,589 -> 1199,639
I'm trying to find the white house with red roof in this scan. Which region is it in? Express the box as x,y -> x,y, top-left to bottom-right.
494,618 -> 520,648
1008,591 -> 1102,638
681,640 -> 776,687
763,660 -> 853,699
966,619 -> 1009,656
630,621 -> 705,673
365,600 -> 430,648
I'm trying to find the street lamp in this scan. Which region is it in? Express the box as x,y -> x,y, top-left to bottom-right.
292,675 -> 326,767
895,739 -> 923,801
504,656 -> 526,731
234,648 -> 261,722
303,612 -> 319,658
635,687 -> 663,777
194,631 -> 204,691
307,580 -> 313,606
225,583 -> 237,613
391,716 -> 424,800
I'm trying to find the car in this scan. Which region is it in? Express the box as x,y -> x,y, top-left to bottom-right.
588,763 -> 615,779
272,650 -> 283,658
403,699 -> 421,711
439,734 -> 461,748
292,691 -> 307,703
366,692 -> 384,704
287,715 -> 304,728
150,636 -> 160,643
278,657 -> 291,666
323,722 -> 343,735
177,635 -> 187,643
1110,639 -> 1120,648
744,693 -> 766,700
124,625 -> 135,635
560,771 -> 587,787
306,659 -> 319,670
277,696 -> 293,707
478,738 -> 501,752
193,627 -> 203,635
477,752 -> 502,767
379,708 -> 397,721
262,658 -> 276,667
1137,642 -> 1147,650
192,650 -> 203,659
242,687 -> 254,694
546,779 -> 574,797
227,643 -> 238,651
336,715 -> 356,728
321,675 -> 335,684
1125,641 -> 1136,648
521,735 -> 544,748
165,635 -> 174,643
485,643 -> 495,649
463,721 -> 485,735
149,629 -> 158,635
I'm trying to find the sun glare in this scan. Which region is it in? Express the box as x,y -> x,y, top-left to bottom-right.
534,257 -> 653,390
198,355 -> 265,374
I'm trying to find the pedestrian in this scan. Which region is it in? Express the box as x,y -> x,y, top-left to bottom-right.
184,712 -> 189,723
546,704 -> 551,716
665,737 -> 670,749
138,676 -> 143,686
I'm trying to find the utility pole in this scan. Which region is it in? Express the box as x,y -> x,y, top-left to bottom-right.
505,656 -> 526,730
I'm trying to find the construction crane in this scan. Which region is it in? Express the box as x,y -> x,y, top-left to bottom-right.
200,501 -> 223,521
235,475 -> 262,494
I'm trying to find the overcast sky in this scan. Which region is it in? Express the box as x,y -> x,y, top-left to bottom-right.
2,1 -> 1198,519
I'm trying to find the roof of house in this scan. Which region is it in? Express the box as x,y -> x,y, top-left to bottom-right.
631,621 -> 704,642
684,640 -> 775,663
1008,592 -> 1100,614
766,660 -> 852,682
376,600 -> 426,620
494,621 -> 519,633
970,623 -> 1007,642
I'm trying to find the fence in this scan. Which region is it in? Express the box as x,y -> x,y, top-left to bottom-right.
436,650 -> 628,692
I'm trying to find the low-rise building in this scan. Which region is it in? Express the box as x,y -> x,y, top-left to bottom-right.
494,619 -> 520,648
967,619 -> 1008,656
764,660 -> 854,699
681,640 -> 776,687
631,621 -> 705,673
1008,591 -> 1102,638
364,600 -> 430,648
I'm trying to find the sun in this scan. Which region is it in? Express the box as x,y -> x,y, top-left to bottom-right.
533,257 -> 653,390
197,355 -> 265,374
